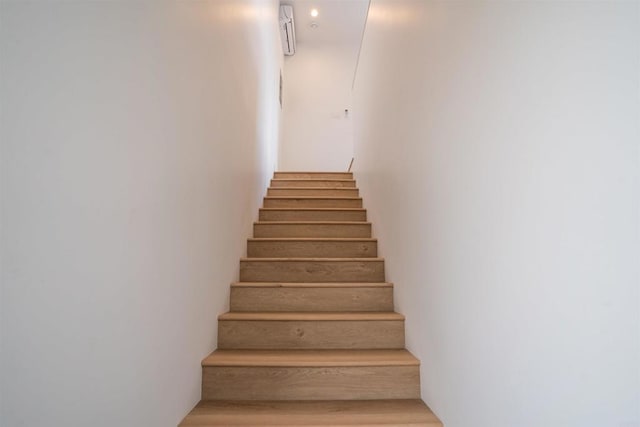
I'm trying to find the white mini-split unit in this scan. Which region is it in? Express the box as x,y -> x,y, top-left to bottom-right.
279,4 -> 296,56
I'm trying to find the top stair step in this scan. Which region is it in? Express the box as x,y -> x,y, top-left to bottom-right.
274,172 -> 353,179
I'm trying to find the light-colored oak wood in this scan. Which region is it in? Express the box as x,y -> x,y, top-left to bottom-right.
274,172 -> 353,179
254,222 -> 371,238
230,282 -> 392,311
178,170 -> 443,427
202,365 -> 420,400
219,311 -> 404,321
264,197 -> 363,208
179,400 -> 443,426
239,258 -> 385,282
271,179 -> 356,188
202,349 -> 419,367
268,187 -> 359,197
231,282 -> 394,288
259,208 -> 367,222
247,238 -> 377,258
218,312 -> 404,349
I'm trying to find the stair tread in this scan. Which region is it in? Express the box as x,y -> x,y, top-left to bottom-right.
240,257 -> 383,262
248,237 -> 377,241
202,349 -> 418,367
275,171 -> 353,174
268,186 -> 357,189
271,178 -> 355,182
218,312 -> 404,321
180,399 -> 441,426
264,196 -> 362,200
231,282 -> 393,288
240,257 -> 384,262
260,208 -> 365,211
255,222 -> 369,226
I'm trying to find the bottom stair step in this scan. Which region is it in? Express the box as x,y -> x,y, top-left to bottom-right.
180,399 -> 442,426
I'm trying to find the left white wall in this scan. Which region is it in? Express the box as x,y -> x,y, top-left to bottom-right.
0,1 -> 282,425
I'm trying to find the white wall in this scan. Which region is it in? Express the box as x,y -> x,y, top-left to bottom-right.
353,1 -> 639,427
279,44 -> 356,171
0,1 -> 282,426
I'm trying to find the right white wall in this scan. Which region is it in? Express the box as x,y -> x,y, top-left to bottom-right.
353,2 -> 639,426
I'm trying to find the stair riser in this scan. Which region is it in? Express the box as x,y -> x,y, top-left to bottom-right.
267,188 -> 359,197
202,365 -> 420,400
259,209 -> 367,222
219,320 -> 404,349
247,240 -> 377,258
271,179 -> 356,188
274,172 -> 353,179
264,198 -> 363,208
254,224 -> 371,238
239,260 -> 385,282
230,287 -> 394,312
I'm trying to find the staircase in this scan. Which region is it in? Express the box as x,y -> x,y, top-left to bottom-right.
179,172 -> 442,426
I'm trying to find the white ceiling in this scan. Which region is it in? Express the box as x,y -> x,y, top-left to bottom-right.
283,0 -> 370,46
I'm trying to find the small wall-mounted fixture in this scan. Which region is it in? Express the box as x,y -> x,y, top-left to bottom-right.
310,8 -> 318,17
279,5 -> 296,56
310,21 -> 318,29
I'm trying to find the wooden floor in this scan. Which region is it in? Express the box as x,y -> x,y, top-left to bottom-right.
179,171 -> 442,426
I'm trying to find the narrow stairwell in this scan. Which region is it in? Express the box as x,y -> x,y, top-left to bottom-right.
179,172 -> 442,426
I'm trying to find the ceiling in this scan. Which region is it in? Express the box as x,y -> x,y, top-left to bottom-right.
282,0 -> 370,46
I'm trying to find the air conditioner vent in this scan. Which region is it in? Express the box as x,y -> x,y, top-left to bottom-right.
279,5 -> 296,56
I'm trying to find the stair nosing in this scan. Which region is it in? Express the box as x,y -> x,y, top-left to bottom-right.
202,349 -> 418,367
240,257 -> 384,262
264,196 -> 363,200
274,171 -> 353,174
218,311 -> 404,321
260,208 -> 366,211
268,186 -> 358,189
247,237 -> 377,241
271,178 -> 355,182
254,221 -> 371,225
231,282 -> 393,288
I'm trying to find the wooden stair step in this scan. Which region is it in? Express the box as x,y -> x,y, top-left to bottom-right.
202,349 -> 418,367
254,222 -> 371,238
247,238 -> 377,257
268,187 -> 359,197
219,311 -> 404,321
231,282 -> 394,288
259,208 -> 367,222
200,349 -> 420,401
230,281 -> 392,312
264,197 -> 363,208
239,258 -> 385,282
180,399 -> 443,426
274,172 -> 353,179
271,178 -> 356,188
217,312 -> 404,350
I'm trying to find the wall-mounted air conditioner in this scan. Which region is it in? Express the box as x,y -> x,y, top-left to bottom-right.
279,5 -> 296,56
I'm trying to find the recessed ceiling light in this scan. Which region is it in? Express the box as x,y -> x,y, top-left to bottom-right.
310,9 -> 318,17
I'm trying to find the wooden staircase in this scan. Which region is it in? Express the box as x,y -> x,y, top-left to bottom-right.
179,172 -> 442,426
